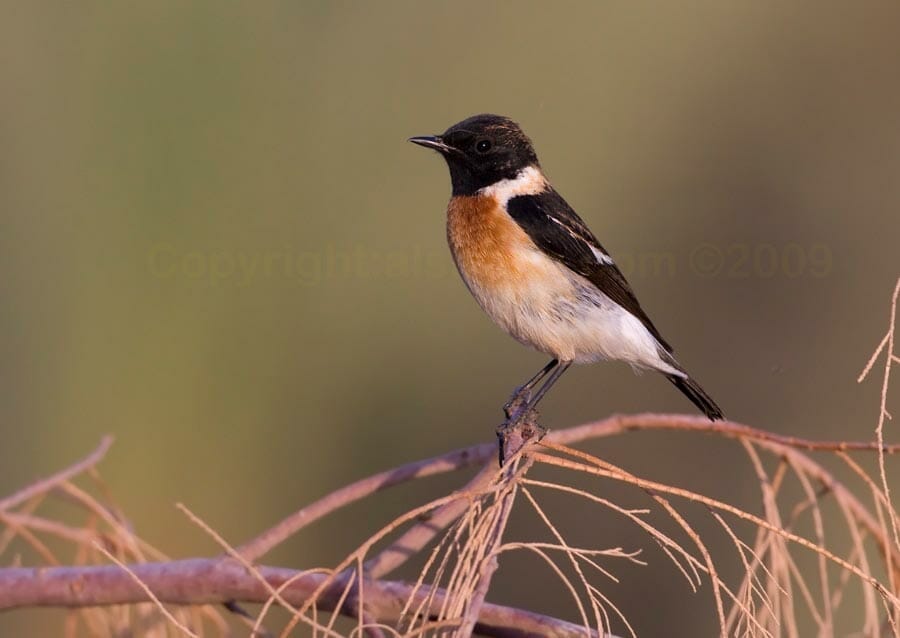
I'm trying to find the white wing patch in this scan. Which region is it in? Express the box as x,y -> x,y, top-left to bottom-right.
546,215 -> 614,265
590,244 -> 614,265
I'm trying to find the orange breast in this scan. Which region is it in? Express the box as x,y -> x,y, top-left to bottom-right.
445,193 -> 581,352
446,194 -> 543,290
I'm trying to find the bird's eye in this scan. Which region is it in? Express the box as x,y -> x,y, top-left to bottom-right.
475,139 -> 492,154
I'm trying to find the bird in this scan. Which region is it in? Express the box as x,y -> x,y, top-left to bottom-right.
409,114 -> 723,422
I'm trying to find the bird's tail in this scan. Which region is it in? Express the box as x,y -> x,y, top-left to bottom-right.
665,373 -> 724,421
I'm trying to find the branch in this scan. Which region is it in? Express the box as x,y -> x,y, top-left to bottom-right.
239,414 -> 900,564
551,414 -> 900,453
548,415 -> 900,576
459,453 -> 533,637
3,415 -> 897,635
365,461 -> 497,578
0,558 -> 610,638
237,443 -> 496,562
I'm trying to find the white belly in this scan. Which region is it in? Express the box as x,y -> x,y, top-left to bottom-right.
460,248 -> 676,372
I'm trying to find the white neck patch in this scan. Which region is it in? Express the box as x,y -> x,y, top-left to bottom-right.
478,165 -> 546,207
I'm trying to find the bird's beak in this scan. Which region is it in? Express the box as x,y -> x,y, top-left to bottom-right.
408,135 -> 452,154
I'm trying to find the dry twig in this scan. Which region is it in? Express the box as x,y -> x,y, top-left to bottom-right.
2,280 -> 899,637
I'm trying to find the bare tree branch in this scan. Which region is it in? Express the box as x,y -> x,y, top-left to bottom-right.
0,558 -> 610,637
552,414 -> 900,454
238,414 -> 900,566
3,414 -> 898,636
365,461 -> 497,579
236,443 -> 496,563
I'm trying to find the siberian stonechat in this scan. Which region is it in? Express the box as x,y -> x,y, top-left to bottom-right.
410,114 -> 723,422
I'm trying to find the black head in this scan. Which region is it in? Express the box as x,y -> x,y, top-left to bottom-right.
409,114 -> 540,196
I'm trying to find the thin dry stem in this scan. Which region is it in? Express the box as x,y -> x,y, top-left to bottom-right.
4,306 -> 900,638
858,277 -> 900,564
0,436 -> 113,513
92,541 -> 198,638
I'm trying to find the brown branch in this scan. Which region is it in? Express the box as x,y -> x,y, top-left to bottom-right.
551,414 -> 900,453
546,415 -> 900,576
239,415 -> 900,565
236,444 -> 496,562
861,277 -> 900,556
365,461 -> 497,579
4,415 -> 897,635
459,453 -> 532,637
0,558 -> 609,638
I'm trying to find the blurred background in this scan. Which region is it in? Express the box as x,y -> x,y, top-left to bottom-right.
2,2 -> 899,635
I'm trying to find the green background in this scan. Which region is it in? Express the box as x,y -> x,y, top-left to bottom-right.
2,2 -> 899,635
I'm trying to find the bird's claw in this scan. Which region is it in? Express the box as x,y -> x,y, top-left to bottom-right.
496,409 -> 547,466
502,387 -> 541,433
503,386 -> 532,419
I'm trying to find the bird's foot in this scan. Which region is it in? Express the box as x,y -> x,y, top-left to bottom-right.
503,385 -> 532,420
496,411 -> 547,466
497,390 -> 546,465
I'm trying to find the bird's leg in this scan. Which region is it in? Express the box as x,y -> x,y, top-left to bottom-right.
503,359 -> 558,418
498,360 -> 571,465
510,360 -> 573,422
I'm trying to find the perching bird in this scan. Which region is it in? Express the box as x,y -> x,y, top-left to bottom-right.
409,114 -> 723,421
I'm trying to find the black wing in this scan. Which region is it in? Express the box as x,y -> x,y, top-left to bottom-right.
506,188 -> 672,352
